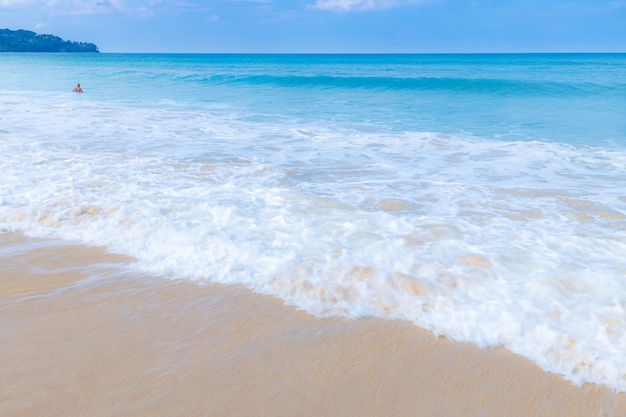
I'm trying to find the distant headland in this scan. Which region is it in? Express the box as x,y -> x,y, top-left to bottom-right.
0,28 -> 99,53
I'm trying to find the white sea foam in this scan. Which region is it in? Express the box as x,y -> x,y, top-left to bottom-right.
2,91 -> 626,392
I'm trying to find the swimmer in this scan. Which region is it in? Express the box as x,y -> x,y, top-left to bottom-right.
72,83 -> 83,93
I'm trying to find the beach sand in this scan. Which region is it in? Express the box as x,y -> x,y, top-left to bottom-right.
1,232 -> 625,417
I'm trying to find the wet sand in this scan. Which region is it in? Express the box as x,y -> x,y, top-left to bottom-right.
1,232 -> 625,417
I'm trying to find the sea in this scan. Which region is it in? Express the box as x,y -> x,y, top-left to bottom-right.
1,53 -> 626,391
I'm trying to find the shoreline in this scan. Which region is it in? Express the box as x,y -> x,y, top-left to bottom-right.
1,232 -> 625,417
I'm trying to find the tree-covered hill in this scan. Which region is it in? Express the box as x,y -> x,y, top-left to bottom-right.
0,28 -> 99,52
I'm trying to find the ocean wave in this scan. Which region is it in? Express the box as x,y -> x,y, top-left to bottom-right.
2,95 -> 626,392
173,73 -> 620,98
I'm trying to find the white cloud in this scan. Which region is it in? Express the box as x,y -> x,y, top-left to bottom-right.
1,0 -> 275,17
0,0 -> 34,6
310,0 -> 437,12
41,0 -> 123,15
135,5 -> 154,16
0,0 -> 159,15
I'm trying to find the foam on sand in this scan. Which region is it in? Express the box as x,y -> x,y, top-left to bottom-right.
1,233 -> 625,417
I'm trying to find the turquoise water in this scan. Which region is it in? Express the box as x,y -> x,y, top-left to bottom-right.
2,53 -> 626,391
3,53 -> 625,144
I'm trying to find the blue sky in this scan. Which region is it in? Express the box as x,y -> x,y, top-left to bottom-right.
1,0 -> 625,52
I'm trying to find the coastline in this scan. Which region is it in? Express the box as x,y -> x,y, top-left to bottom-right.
1,232 -> 625,416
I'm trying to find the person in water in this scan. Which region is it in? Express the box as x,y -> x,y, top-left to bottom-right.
73,83 -> 83,93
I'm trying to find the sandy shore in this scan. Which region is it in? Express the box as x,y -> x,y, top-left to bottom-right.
1,232 -> 625,417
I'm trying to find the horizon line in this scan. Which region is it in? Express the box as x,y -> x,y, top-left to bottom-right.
94,51 -> 626,55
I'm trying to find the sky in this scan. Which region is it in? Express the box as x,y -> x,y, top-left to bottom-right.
1,0 -> 625,53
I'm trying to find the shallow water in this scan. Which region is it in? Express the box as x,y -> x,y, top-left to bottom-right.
1,53 -> 626,391
2,233 -> 625,417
